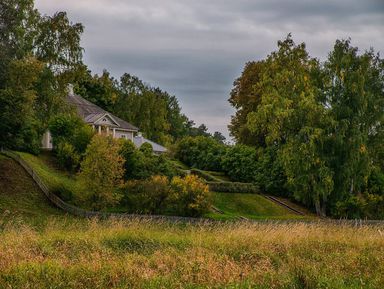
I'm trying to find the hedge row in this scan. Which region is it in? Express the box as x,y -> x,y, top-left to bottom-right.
190,169 -> 222,182
207,181 -> 260,194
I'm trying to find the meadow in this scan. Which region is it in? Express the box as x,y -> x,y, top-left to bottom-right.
0,218 -> 383,288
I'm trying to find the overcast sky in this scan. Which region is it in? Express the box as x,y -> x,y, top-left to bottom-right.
35,0 -> 384,139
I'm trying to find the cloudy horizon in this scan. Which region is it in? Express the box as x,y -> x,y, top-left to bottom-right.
35,0 -> 384,140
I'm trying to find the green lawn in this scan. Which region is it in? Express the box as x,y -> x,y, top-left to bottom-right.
207,192 -> 309,220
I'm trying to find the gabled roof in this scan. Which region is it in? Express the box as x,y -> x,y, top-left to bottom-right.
133,136 -> 168,153
67,93 -> 139,131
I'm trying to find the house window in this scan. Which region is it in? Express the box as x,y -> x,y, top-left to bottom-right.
120,135 -> 126,139
102,118 -> 107,122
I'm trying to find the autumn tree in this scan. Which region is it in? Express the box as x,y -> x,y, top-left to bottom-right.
78,135 -> 125,210
229,61 -> 266,145
246,35 -> 333,216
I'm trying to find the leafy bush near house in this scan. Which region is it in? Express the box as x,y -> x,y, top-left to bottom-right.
78,135 -> 125,211
207,181 -> 260,194
119,139 -> 177,180
121,175 -> 211,217
175,136 -> 226,171
56,142 -> 80,171
49,114 -> 94,170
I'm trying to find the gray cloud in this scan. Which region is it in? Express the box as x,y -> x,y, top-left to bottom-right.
35,0 -> 384,139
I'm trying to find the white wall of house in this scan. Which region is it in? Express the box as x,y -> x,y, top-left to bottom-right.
114,130 -> 134,141
41,130 -> 53,150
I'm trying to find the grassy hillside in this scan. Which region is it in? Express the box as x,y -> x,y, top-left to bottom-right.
207,192 -> 308,220
0,155 -> 62,223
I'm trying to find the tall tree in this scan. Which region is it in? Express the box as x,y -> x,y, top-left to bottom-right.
228,61 -> 266,145
322,40 -> 384,202
246,35 -> 333,216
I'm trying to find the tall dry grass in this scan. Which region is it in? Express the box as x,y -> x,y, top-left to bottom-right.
0,218 -> 383,288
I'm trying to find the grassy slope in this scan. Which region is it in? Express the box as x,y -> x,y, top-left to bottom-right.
207,192 -> 308,220
0,155 -> 62,223
16,152 -> 80,202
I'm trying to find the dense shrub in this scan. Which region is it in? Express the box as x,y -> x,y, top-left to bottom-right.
78,135 -> 125,210
168,175 -> 212,217
56,142 -> 80,171
207,181 -> 260,194
222,144 -> 259,182
49,114 -> 94,170
175,136 -> 226,171
121,175 -> 211,217
255,146 -> 289,196
334,194 -> 384,219
190,169 -> 221,182
119,139 -> 177,180
122,176 -> 170,214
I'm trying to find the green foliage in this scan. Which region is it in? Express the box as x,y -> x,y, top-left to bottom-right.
221,144 -> 259,182
56,142 -> 80,172
121,175 -> 172,215
0,57 -> 44,152
207,181 -> 260,194
0,0 -> 84,152
78,135 -> 125,210
255,146 -> 288,196
230,35 -> 384,217
190,169 -> 222,182
122,175 -> 211,217
228,60 -> 266,145
119,139 -> 176,180
168,175 -> 212,217
49,114 -> 94,170
175,136 -> 226,171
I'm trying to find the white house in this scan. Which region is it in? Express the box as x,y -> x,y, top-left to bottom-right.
41,87 -> 167,154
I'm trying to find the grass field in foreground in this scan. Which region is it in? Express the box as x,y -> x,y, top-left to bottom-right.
0,218 -> 383,288
207,192 -> 309,220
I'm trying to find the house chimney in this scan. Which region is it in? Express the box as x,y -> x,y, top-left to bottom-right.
67,84 -> 74,96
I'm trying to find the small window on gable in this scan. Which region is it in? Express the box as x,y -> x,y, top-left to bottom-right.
102,118 -> 107,122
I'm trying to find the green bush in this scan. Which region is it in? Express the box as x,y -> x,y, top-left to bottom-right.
175,136 -> 226,171
190,169 -> 221,182
168,175 -> 212,217
221,144 -> 259,182
120,139 -> 177,180
122,176 -> 170,214
49,114 -> 94,170
121,175 -> 211,217
56,142 -> 80,171
334,193 -> 384,219
207,181 -> 260,194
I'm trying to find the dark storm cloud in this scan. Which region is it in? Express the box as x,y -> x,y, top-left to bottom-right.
35,0 -> 384,139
